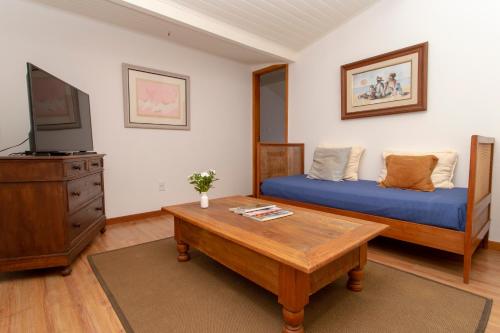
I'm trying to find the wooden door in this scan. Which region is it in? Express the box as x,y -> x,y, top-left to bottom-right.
252,64 -> 288,196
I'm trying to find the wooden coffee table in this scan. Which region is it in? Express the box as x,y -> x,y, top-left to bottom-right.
163,196 -> 387,333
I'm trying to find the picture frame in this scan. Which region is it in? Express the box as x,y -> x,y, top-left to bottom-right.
341,42 -> 428,120
122,63 -> 190,130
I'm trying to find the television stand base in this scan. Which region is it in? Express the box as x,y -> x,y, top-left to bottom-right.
24,151 -> 71,156
23,151 -> 97,156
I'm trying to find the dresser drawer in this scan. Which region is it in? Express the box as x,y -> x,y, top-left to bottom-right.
64,160 -> 87,178
87,158 -> 103,172
68,197 -> 105,242
67,173 -> 103,212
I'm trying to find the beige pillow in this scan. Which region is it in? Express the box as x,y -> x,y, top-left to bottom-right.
318,145 -> 365,180
307,147 -> 352,181
378,150 -> 458,188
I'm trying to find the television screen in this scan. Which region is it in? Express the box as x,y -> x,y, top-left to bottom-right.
27,63 -> 93,152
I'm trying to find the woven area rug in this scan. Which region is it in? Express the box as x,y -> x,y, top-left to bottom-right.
88,238 -> 491,333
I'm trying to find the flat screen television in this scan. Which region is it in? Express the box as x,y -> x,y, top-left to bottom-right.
26,63 -> 94,153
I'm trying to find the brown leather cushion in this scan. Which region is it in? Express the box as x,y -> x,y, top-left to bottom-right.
380,155 -> 438,192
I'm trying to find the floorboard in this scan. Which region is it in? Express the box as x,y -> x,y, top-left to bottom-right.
0,215 -> 498,332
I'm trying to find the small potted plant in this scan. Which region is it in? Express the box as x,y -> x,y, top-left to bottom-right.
188,169 -> 218,208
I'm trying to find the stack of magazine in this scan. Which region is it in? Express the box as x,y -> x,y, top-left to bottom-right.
229,203 -> 293,222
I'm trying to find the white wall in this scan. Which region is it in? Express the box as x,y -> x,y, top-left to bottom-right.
289,0 -> 500,240
0,0 -> 252,217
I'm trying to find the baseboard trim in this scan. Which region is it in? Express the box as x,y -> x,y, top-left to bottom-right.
106,210 -> 167,225
489,240 -> 500,251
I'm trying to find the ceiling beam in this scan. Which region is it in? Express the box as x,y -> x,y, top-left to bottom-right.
107,0 -> 297,62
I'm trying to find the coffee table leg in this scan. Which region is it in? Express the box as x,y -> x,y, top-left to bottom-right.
279,265 -> 309,333
174,217 -> 190,262
347,267 -> 364,292
347,243 -> 366,292
282,307 -> 304,333
176,240 -> 190,262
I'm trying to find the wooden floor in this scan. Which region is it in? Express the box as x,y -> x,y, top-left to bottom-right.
1,215 -> 499,332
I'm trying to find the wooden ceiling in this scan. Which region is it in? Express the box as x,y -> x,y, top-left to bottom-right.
166,0 -> 379,51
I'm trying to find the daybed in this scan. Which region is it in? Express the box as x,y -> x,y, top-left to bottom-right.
255,136 -> 494,283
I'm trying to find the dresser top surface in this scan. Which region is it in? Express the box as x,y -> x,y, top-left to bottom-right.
0,154 -> 105,161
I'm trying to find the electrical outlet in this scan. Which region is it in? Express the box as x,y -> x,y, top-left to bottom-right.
158,181 -> 166,192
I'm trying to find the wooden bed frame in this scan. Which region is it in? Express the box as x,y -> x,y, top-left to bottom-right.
255,135 -> 494,283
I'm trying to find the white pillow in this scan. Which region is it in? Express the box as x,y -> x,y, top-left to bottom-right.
318,145 -> 365,181
378,150 -> 458,189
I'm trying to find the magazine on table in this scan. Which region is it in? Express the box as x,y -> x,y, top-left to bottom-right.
229,203 -> 276,215
229,203 -> 293,221
242,206 -> 281,217
248,209 -> 293,222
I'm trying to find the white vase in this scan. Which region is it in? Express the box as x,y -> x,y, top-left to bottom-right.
200,192 -> 209,208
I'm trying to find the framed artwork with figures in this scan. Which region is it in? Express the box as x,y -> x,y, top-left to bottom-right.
341,42 -> 428,120
122,63 -> 190,130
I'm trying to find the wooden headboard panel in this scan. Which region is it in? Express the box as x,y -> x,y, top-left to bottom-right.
473,141 -> 494,202
465,135 -> 495,250
256,143 -> 304,196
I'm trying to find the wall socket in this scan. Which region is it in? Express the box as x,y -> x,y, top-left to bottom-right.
158,181 -> 166,192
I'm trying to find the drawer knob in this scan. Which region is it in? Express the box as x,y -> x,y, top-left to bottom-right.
71,191 -> 81,197
94,182 -> 102,186
72,165 -> 82,170
95,207 -> 103,211
72,222 -> 81,228
91,162 -> 100,167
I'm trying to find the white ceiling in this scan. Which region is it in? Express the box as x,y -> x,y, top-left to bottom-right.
32,0 -> 378,64
165,0 -> 379,51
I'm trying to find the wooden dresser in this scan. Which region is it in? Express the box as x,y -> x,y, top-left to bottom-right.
0,154 -> 106,275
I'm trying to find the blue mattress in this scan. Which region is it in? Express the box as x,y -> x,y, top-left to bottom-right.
261,175 -> 468,231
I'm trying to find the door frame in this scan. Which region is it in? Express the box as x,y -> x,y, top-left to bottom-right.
252,64 -> 289,196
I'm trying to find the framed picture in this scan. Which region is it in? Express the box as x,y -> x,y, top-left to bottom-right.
122,63 -> 190,130
341,42 -> 428,120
